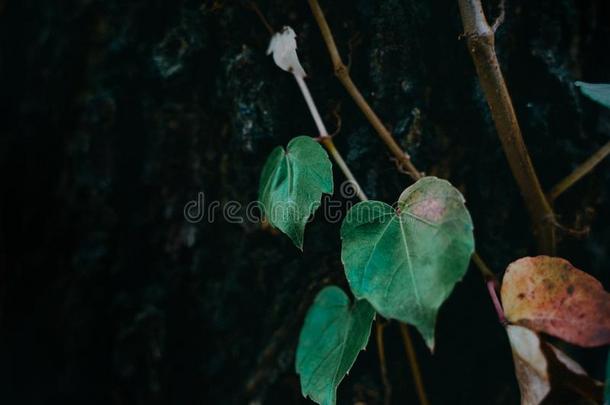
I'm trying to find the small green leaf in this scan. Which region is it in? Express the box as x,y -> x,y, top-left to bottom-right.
258,136 -> 333,249
296,286 -> 375,405
576,81 -> 610,109
341,177 -> 474,350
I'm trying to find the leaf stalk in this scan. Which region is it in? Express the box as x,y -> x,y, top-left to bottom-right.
293,74 -> 368,202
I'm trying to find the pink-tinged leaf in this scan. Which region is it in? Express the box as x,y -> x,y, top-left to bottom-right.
502,256 -> 610,347
507,325 -> 603,405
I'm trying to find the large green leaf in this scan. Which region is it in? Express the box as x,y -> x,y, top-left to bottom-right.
576,81 -> 610,109
296,286 -> 375,405
258,136 -> 333,249
340,177 -> 474,350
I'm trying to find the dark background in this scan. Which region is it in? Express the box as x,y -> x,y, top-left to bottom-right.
1,0 -> 609,404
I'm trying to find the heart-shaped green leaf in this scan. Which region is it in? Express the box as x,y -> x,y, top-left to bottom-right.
576,81 -> 610,109
340,177 -> 474,350
258,136 -> 333,249
296,286 -> 375,405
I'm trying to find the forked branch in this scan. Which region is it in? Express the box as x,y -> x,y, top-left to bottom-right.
458,0 -> 556,254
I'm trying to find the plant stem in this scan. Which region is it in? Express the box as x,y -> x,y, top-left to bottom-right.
294,74 -> 368,201
472,252 -> 495,281
296,70 -> 408,405
472,252 -> 506,323
306,0 -> 502,298
375,321 -> 392,405
307,0 -> 422,181
305,4 -> 510,400
294,75 -> 331,138
486,279 -> 507,325
399,324 -> 430,405
457,0 -> 556,254
547,140 -> 610,202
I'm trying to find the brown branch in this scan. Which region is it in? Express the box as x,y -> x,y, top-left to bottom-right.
547,140 -> 610,202
375,321 -> 392,405
399,324 -> 430,405
307,0 -> 422,181
458,0 -> 556,254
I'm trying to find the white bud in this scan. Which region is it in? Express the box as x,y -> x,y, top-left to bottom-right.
266,26 -> 307,78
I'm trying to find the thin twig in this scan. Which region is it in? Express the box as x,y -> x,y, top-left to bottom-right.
307,0 -> 422,181
306,5 -> 434,398
547,140 -> 610,202
486,279 -> 507,325
329,103 -> 342,137
458,0 -> 556,254
294,75 -> 368,201
472,252 -> 495,281
473,252 -> 506,323
549,217 -> 590,238
399,324 -> 430,405
252,5 -> 422,403
346,32 -> 362,71
375,321 -> 392,405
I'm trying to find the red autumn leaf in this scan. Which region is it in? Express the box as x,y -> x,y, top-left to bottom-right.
501,256 -> 610,347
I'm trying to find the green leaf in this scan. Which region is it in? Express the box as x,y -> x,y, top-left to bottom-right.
296,286 -> 375,405
258,136 -> 333,249
340,177 -> 474,350
576,81 -> 610,109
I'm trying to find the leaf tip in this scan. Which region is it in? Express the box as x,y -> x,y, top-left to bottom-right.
425,337 -> 436,353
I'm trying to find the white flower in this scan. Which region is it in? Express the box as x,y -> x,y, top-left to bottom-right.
266,26 -> 307,78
